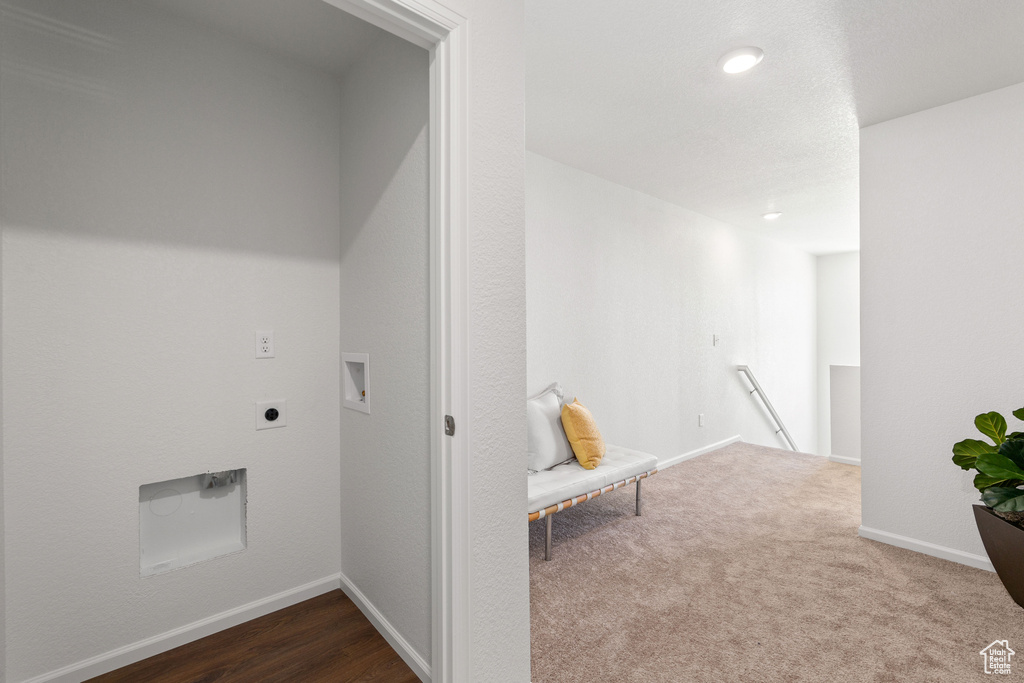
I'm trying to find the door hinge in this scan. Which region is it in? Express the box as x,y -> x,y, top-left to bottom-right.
444,414 -> 455,436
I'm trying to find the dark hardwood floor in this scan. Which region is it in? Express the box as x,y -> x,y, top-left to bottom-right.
87,590 -> 420,683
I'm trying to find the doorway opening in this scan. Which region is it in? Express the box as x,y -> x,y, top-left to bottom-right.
0,0 -> 468,680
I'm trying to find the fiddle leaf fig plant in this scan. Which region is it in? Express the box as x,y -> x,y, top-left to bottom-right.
954,407 -> 1024,523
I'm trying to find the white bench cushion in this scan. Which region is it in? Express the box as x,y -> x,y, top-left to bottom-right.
527,444 -> 657,514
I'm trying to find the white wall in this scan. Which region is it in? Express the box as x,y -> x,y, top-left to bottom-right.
861,81 -> 1024,563
1,2 -> 342,679
829,365 -> 861,462
526,153 -> 817,458
453,1 -> 532,679
336,35 -> 432,666
815,252 -> 860,457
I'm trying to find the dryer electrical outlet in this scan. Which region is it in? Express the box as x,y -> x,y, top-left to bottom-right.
256,400 -> 287,430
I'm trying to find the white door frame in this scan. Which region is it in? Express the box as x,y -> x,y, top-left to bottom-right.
320,2 -> 470,681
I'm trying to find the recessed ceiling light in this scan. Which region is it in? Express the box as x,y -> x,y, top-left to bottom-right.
719,47 -> 764,74
762,212 -> 782,221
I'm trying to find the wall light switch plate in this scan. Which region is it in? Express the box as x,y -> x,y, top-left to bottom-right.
255,331 -> 274,359
256,400 -> 287,430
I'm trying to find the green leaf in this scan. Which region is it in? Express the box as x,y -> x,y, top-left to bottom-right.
1013,407 -> 1024,422
975,473 -> 1013,491
976,412 -> 1008,445
1000,439 -> 1024,470
1009,432 -> 1024,441
953,454 -> 976,470
954,438 -> 998,456
952,438 -> 997,470
977,452 -> 1024,480
982,487 -> 1024,512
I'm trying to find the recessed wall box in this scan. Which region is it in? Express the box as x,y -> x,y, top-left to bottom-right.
139,470 -> 246,576
343,352 -> 370,414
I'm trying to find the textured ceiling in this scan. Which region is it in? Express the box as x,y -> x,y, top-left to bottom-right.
142,0 -> 385,78
526,0 -> 1024,254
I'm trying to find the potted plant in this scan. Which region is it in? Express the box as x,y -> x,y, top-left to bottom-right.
953,407 -> 1024,607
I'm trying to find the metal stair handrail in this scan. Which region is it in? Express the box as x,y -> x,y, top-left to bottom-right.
737,365 -> 798,451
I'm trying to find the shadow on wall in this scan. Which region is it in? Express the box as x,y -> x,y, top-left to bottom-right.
337,36 -> 429,260
0,0 -> 424,262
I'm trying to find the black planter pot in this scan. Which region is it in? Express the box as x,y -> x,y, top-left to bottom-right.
974,504 -> 1024,609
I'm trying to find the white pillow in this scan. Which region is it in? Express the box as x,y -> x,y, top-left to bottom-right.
527,382 -> 574,472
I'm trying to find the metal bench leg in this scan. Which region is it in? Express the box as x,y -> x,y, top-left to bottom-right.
636,479 -> 642,516
545,514 -> 553,561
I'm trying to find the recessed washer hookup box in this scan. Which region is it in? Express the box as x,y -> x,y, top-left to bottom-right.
139,469 -> 247,577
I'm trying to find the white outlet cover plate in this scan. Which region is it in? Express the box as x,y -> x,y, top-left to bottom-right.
256,400 -> 287,430
255,331 -> 274,359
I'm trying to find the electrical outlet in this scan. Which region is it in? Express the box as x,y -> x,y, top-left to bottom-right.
255,331 -> 274,359
699,413 -> 705,427
256,400 -> 287,430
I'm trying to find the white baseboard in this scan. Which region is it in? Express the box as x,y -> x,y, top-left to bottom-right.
858,525 -> 993,572
657,435 -> 742,470
23,575 -> 343,683
338,572 -> 431,682
829,454 -> 861,466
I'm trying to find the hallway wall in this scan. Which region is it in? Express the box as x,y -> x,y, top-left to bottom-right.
816,252 -> 860,458
861,81 -> 1024,565
527,153 -> 817,459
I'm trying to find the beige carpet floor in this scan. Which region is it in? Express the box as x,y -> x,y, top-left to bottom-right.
529,442 -> 1024,682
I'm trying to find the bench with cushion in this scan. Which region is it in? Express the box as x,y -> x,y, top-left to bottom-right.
527,383 -> 658,560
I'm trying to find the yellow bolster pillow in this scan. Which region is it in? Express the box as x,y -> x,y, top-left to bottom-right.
560,398 -> 606,469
